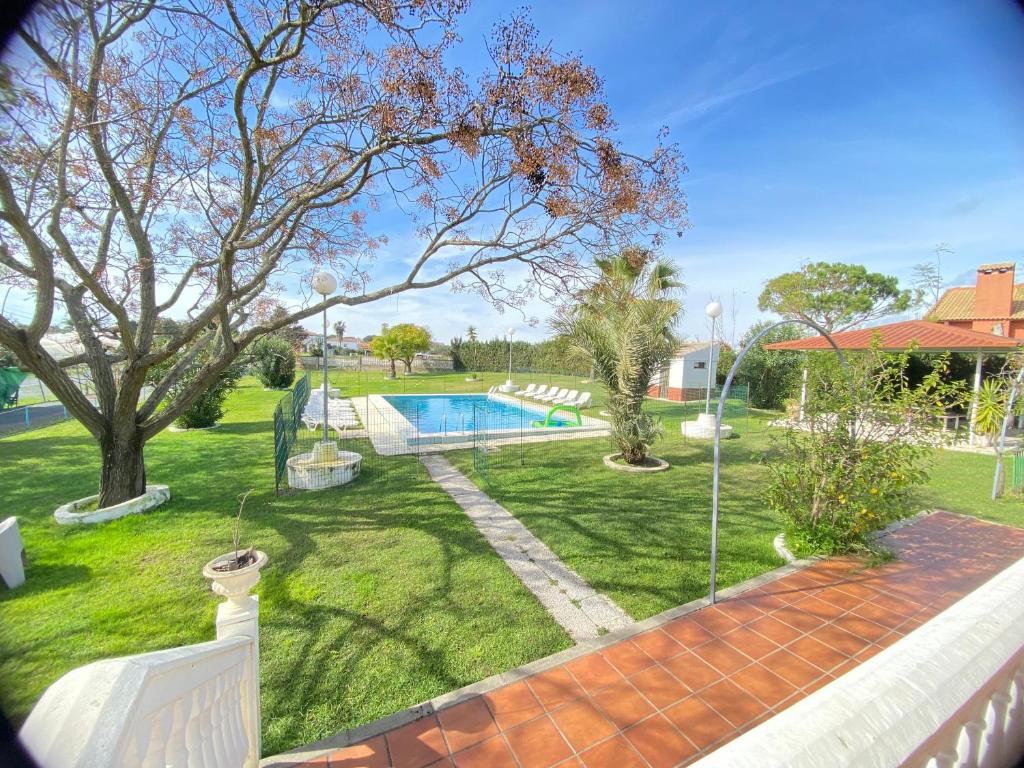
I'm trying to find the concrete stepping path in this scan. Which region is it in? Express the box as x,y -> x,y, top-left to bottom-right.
419,453 -> 633,642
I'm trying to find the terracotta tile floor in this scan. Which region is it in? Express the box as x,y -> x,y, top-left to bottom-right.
300,512 -> 1024,768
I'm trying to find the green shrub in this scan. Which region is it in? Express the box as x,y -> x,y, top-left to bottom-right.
733,321 -> 804,410
764,345 -> 965,554
252,336 -> 297,389
172,365 -> 243,429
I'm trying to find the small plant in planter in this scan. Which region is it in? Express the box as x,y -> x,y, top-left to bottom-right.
211,490 -> 258,572
203,491 -> 267,599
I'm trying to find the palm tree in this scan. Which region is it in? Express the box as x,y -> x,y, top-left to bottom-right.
466,325 -> 478,342
558,247 -> 683,465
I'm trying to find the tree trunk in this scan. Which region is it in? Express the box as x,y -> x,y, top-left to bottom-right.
388,358 -> 396,378
98,428 -> 147,508
403,359 -> 413,374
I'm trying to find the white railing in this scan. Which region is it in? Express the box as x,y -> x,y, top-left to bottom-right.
692,555 -> 1024,768
20,552 -> 265,768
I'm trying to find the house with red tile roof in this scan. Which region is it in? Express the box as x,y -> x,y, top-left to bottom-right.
928,262 -> 1024,338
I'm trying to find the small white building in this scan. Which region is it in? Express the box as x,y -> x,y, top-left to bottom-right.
647,341 -> 721,401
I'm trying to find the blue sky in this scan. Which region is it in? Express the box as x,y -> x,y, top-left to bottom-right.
329,0 -> 1024,344
7,0 -> 1024,346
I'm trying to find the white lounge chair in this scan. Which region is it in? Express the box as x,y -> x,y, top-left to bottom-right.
486,385 -> 498,396
538,387 -> 569,403
553,389 -> 579,405
561,392 -> 592,409
529,385 -> 549,400
520,383 -> 540,397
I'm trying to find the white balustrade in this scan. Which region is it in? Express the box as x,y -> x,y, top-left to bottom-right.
20,551 -> 266,768
691,555 -> 1024,768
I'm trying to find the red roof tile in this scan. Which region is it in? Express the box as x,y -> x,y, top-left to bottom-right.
763,320 -> 1020,352
928,284 -> 1024,321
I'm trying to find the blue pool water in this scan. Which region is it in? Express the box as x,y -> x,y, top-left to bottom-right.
382,394 -> 572,432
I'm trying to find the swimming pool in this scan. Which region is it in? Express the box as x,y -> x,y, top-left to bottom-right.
382,393 -> 573,433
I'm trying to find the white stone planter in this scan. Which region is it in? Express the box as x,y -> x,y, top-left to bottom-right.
602,454 -> 670,473
168,423 -> 221,433
286,442 -> 362,490
681,411 -> 733,439
54,485 -> 170,526
203,549 -> 268,607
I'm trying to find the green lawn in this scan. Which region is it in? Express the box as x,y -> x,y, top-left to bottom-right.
449,401 -> 784,620
917,448 -> 1024,527
0,379 -> 569,755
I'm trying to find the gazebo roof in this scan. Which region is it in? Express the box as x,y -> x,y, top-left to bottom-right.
763,320 -> 1021,353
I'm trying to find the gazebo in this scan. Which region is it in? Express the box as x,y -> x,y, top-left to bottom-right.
764,319 -> 1021,444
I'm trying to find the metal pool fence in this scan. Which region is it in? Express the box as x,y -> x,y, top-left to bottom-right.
272,373 -> 311,493
1012,447 -> 1024,494
0,402 -> 72,437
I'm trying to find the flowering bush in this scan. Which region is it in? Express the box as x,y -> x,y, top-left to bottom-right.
764,344 -> 965,555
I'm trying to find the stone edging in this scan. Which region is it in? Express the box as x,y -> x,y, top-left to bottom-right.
168,423 -> 221,433
260,555 -> 820,768
602,454 -> 669,473
54,485 -> 170,526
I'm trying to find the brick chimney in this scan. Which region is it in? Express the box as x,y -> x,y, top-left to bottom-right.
975,262 -> 1015,317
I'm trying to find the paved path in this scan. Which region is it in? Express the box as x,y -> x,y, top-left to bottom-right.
419,454 -> 633,643
272,511 -> 1024,768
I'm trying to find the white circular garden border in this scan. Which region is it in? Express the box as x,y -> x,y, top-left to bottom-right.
54,485 -> 170,526
602,454 -> 670,473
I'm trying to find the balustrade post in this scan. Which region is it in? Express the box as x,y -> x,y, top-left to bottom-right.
204,550 -> 267,768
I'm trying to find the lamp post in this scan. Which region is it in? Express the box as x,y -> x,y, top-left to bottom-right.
311,271 -> 337,447
704,301 -> 723,415
505,326 -> 516,389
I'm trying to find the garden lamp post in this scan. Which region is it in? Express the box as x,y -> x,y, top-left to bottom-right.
311,271 -> 337,446
505,327 -> 515,388
704,301 -> 723,414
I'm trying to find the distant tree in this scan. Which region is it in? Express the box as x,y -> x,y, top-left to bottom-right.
370,333 -> 401,378
308,342 -> 323,358
466,326 -> 479,342
269,306 -> 309,350
361,335 -> 376,343
252,337 -> 297,389
734,322 -> 804,410
390,324 -> 432,373
333,321 -> 347,343
914,243 -> 951,315
716,343 -> 736,386
758,262 -> 911,332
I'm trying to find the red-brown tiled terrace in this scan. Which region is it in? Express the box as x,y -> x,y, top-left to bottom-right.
287,511 -> 1024,768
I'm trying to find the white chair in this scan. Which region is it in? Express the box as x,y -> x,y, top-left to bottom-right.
553,389 -> 579,405
570,392 -> 593,409
539,387 -> 569,403
0,517 -> 26,589
486,385 -> 498,396
520,384 -> 539,397
529,385 -> 550,400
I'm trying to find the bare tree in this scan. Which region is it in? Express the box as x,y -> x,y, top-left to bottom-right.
913,242 -> 951,316
0,1 -> 688,505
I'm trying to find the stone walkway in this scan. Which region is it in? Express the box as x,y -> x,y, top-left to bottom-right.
275,511 -> 1024,768
419,454 -> 633,642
